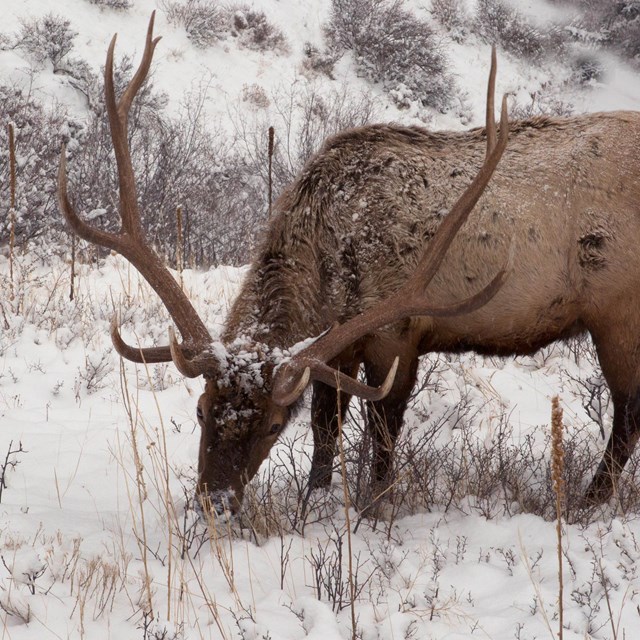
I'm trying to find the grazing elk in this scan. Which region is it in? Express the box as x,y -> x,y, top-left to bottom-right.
60,14 -> 640,517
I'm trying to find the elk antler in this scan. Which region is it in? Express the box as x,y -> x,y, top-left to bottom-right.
272,49 -> 511,407
58,13 -> 216,373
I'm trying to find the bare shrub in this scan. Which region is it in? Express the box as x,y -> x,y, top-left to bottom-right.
0,441 -> 26,504
243,431 -> 343,536
240,83 -> 270,109
565,1 -> 640,67
0,63 -> 263,267
473,0 -> 566,63
508,84 -> 574,119
77,351 -> 114,394
86,0 -> 132,9
66,57 -> 261,266
0,86 -> 81,248
431,0 -> 469,42
325,0 -> 456,112
161,0 -> 226,48
302,42 -> 337,79
12,13 -> 77,71
162,1 -> 288,53
232,81 -> 379,203
229,6 -> 289,54
307,522 -> 374,612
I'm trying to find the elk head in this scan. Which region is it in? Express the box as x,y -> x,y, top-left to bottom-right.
59,15 -> 510,518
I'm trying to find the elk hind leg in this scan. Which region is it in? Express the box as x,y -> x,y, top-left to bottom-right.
585,325 -> 640,504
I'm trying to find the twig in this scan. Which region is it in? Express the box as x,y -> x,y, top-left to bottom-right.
336,382 -> 357,640
176,205 -> 184,290
8,123 -> 16,304
551,396 -> 564,640
268,126 -> 274,217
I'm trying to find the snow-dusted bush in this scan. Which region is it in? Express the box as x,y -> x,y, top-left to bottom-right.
86,0 -> 132,10
431,0 -> 469,42
325,0 -> 456,112
163,0 -> 288,53
508,84 -> 573,119
229,6 -> 289,54
0,52 -> 263,265
12,13 -> 77,72
0,87 -> 81,247
68,57 -> 263,266
571,54 -> 605,84
570,0 -> 640,66
302,42 -> 337,79
232,82 -> 379,202
161,0 -> 226,48
473,0 -> 566,63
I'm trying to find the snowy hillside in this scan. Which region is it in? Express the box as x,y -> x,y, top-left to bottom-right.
2,0 -> 640,639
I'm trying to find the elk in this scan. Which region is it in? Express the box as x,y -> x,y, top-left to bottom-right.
60,14 -> 639,517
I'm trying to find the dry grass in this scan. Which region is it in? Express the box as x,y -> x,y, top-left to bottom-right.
2,252 -> 640,637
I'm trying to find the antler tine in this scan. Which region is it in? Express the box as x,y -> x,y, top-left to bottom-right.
405,91 -> 508,297
168,327 -> 223,377
111,316 -> 197,363
105,12 -> 160,239
118,13 -> 161,120
58,146 -> 126,253
486,45 -> 497,157
272,49 -> 511,406
273,357 -> 399,407
59,14 -> 215,370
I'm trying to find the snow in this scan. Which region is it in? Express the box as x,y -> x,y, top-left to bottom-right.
2,0 -> 640,639
1,252 -> 639,639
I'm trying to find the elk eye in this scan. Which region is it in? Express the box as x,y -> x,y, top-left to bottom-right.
197,407 -> 204,422
269,423 -> 282,436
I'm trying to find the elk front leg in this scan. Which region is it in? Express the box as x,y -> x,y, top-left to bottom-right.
365,354 -> 418,498
308,380 -> 352,492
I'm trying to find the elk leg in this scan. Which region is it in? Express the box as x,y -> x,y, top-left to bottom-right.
365,354 -> 418,496
586,326 -> 640,504
585,390 -> 640,504
308,380 -> 352,492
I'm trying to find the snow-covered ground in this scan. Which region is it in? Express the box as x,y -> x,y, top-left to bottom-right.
3,0 -> 640,638
1,253 -> 640,640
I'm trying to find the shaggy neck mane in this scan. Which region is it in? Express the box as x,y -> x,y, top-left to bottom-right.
220,113 -> 604,353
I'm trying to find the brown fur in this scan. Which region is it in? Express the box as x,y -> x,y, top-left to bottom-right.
197,111 -> 640,514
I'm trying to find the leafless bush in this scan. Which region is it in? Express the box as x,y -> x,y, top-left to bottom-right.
162,1 -> 288,53
565,1 -> 640,67
243,431 -> 343,536
302,42 -> 337,79
325,0 -> 456,112
240,83 -> 270,109
0,85 -> 80,247
431,0 -> 469,42
86,0 -> 132,10
307,522 -> 374,612
161,0 -> 226,48
0,441 -> 26,504
473,0 -> 567,63
232,81 -> 379,202
67,60 -> 261,266
77,351 -> 113,394
10,13 -> 78,71
508,84 -> 574,119
229,5 -> 289,54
